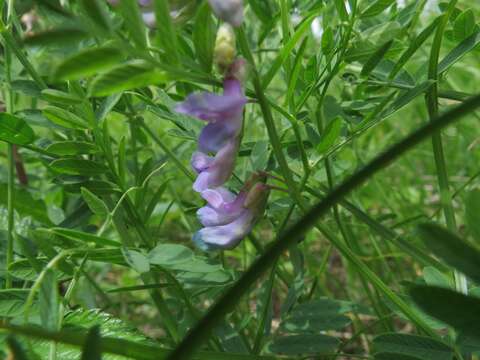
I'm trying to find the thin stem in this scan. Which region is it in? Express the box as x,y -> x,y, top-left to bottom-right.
425,0 -> 467,294
5,144 -> 14,289
325,157 -> 393,332
0,18 -> 47,89
237,28 -> 305,210
4,0 -> 15,290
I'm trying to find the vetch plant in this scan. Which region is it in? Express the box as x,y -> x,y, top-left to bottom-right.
176,15 -> 267,250
1,1 -> 480,360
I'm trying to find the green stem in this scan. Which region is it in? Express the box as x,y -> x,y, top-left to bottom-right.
325,157 -> 393,332
4,0 -> 15,290
166,89 -> 480,360
252,263 -> 276,354
425,0 -> 467,294
0,19 -> 47,89
237,28 -> 304,210
5,144 -> 14,289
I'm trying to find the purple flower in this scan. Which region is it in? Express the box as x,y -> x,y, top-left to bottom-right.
191,137 -> 240,192
176,77 -> 246,153
193,179 -> 270,250
208,0 -> 244,27
142,12 -> 155,28
197,188 -> 246,226
176,59 -> 247,193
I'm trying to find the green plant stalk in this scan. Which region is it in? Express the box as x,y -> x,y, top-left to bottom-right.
0,19 -> 46,89
306,244 -> 332,300
425,0 -> 467,294
3,0 -> 15,290
237,28 -> 304,210
325,158 -> 393,332
252,263 -> 276,354
166,91 -> 480,360
5,145 -> 14,289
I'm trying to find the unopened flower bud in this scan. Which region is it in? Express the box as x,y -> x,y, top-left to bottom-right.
208,0 -> 244,27
214,23 -> 236,71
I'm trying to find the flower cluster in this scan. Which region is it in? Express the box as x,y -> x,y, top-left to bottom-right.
175,0 -> 269,250
193,174 -> 269,250
177,60 -> 246,192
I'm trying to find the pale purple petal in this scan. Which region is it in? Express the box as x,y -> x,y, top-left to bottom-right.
193,172 -> 211,193
197,188 -> 246,226
175,78 -> 245,122
191,152 -> 213,173
192,138 -> 239,192
142,12 -> 155,27
201,187 -> 236,208
193,210 -> 254,250
175,90 -> 245,123
197,206 -> 224,227
197,205 -> 243,227
198,113 -> 242,153
208,0 -> 244,27
223,78 -> 243,97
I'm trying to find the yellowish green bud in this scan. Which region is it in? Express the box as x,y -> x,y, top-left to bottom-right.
214,23 -> 236,71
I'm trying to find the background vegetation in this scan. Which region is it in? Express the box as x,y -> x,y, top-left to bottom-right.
1,0 -> 480,359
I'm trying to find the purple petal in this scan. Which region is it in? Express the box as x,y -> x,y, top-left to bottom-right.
197,205 -> 244,227
201,187 -> 236,208
223,78 -> 243,97
198,113 -> 242,153
208,0 -> 244,27
193,210 -> 254,250
197,206 -> 224,227
175,78 -> 245,122
175,90 -> 245,123
191,152 -> 213,173
193,172 -> 211,193
198,188 -> 246,226
142,12 -> 155,27
192,138 -> 239,192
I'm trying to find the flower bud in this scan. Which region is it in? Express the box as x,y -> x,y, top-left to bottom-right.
208,0 -> 244,27
214,23 -> 236,71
